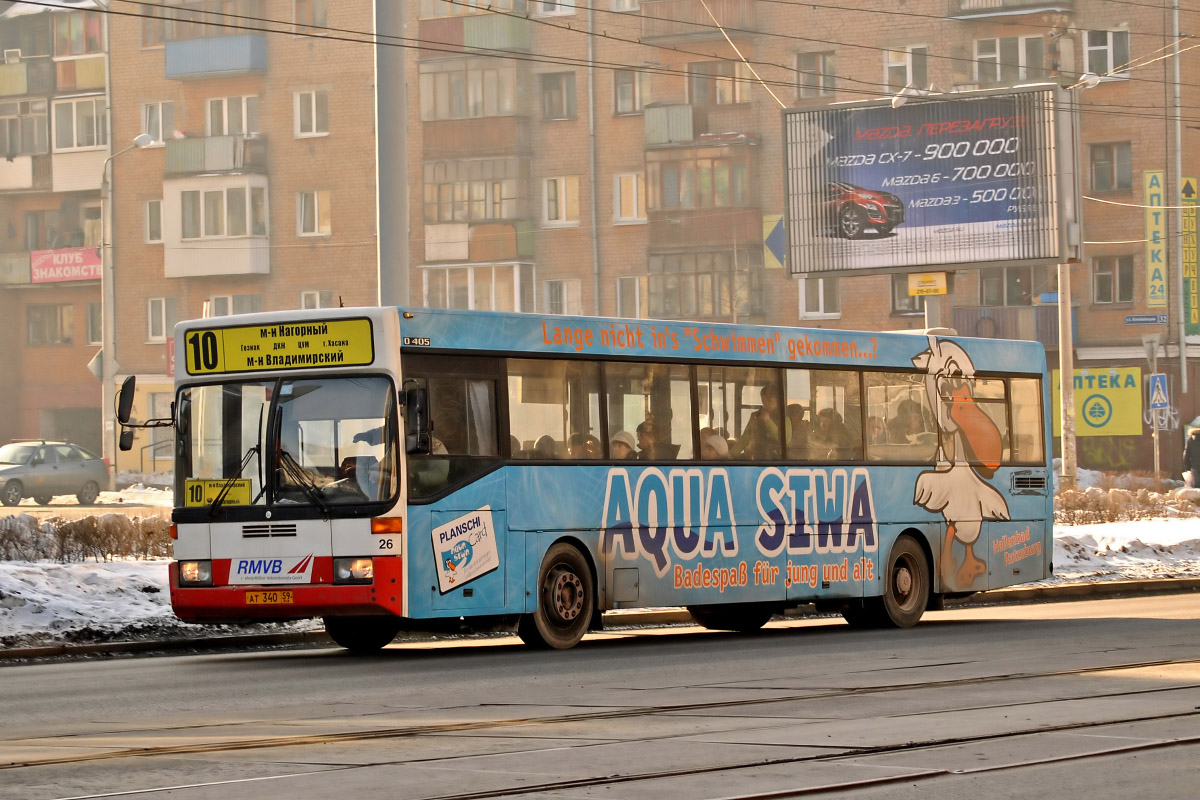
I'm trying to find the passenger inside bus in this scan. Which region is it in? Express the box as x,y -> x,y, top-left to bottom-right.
610,431 -> 636,460
701,434 -> 729,460
732,384 -> 782,461
810,408 -> 854,460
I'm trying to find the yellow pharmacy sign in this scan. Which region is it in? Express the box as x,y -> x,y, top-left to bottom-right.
1052,368 -> 1143,437
1145,171 -> 1169,308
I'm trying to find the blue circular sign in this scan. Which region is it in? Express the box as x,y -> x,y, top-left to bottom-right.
1081,394 -> 1113,429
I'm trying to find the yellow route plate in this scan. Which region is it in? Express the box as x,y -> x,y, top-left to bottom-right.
183,479 -> 252,508
183,317 -> 374,375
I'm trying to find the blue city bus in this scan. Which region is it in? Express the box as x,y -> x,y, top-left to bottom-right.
118,306 -> 1053,651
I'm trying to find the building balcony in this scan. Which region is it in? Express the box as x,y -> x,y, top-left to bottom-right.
947,0 -> 1073,18
54,54 -> 105,92
418,15 -> 530,59
0,155 -> 34,190
953,304 -> 1075,350
0,59 -> 54,97
165,33 -> 267,79
645,104 -> 708,146
641,0 -> 757,43
165,134 -> 267,176
422,116 -> 530,159
648,208 -> 761,250
0,251 -> 31,285
163,174 -> 271,278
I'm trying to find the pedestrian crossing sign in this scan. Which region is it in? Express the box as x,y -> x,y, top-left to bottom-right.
1147,372 -> 1169,410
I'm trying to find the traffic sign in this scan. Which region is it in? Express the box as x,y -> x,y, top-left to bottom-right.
1147,372 -> 1169,411
763,215 -> 785,270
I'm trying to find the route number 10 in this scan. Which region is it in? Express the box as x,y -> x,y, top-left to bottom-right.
187,331 -> 221,372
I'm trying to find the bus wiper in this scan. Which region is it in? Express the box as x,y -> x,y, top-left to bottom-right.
208,444 -> 259,517
278,448 -> 331,516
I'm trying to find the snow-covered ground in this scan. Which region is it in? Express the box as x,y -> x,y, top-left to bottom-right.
1,516 -> 1196,649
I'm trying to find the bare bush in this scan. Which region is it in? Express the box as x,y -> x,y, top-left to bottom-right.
1056,471 -> 1197,524
0,514 -> 172,562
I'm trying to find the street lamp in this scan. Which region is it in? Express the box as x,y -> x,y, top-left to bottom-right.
99,132 -> 153,487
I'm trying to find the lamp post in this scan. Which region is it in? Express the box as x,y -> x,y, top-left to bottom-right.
99,132 -> 153,487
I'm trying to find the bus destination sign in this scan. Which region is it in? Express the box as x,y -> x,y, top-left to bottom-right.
183,317 -> 375,375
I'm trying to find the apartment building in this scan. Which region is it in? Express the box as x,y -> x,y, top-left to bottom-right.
406,0 -> 1198,473
0,2 -> 110,455
105,0 -> 377,475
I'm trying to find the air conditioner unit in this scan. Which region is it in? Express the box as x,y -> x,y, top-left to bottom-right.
3,49 -> 21,65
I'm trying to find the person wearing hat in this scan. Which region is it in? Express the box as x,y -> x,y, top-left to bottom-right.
610,430 -> 637,460
701,434 -> 729,461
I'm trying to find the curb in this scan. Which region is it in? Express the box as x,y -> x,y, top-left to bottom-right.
3,578 -> 1197,661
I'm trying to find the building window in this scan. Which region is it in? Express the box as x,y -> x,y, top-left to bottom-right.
614,172 -> 646,223
545,279 -> 582,315
0,99 -> 49,156
649,251 -> 744,319
975,36 -> 1045,86
141,4 -> 169,48
544,176 -> 579,226
423,159 -> 528,223
181,186 -> 267,240
1093,255 -> 1134,304
980,266 -> 1035,307
799,277 -> 840,319
1091,143 -> 1132,192
141,101 -> 174,145
1085,30 -> 1130,77
688,61 -> 746,106
617,276 -> 645,318
647,153 -> 751,210
885,46 -> 927,92
301,290 -> 335,309
614,69 -> 648,114
423,264 -> 534,312
53,10 -> 104,57
146,200 -> 162,243
891,274 -> 924,314
208,96 -> 259,136
52,97 -> 107,151
533,0 -> 575,15
295,90 -> 329,136
419,62 -> 517,121
797,52 -> 834,99
542,73 -> 577,120
294,0 -> 327,33
86,302 -> 101,345
209,294 -> 262,317
148,297 -> 178,342
612,0 -> 640,11
28,304 -> 73,346
298,190 -> 332,236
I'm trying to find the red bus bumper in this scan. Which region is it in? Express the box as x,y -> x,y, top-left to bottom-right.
169,557 -> 404,623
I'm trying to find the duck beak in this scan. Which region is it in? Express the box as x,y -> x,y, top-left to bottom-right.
947,385 -> 1002,477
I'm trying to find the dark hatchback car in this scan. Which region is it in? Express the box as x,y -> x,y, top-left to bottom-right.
824,181 -> 905,238
0,441 -> 109,506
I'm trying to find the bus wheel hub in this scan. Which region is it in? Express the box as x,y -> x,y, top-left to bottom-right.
551,571 -> 584,621
895,567 -> 913,598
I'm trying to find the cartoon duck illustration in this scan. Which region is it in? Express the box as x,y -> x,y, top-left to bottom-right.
912,335 -> 1010,590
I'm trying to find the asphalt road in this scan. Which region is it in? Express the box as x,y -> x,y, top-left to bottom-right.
2,594 -> 1197,800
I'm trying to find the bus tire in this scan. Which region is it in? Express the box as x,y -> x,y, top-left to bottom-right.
879,535 -> 929,628
518,542 -> 594,650
687,604 -> 774,632
323,616 -> 401,653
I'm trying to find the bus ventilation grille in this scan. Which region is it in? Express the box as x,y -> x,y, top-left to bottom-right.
1011,476 -> 1047,493
241,523 -> 299,539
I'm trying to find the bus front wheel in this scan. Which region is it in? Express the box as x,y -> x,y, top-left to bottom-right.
841,535 -> 929,629
323,615 -> 401,653
518,542 -> 594,650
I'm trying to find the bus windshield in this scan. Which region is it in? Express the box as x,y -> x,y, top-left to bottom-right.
175,375 -> 399,513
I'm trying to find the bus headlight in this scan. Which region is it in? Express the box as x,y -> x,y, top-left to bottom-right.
334,557 -> 374,584
179,560 -> 212,586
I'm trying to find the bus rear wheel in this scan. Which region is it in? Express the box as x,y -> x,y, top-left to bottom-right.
841,535 -> 929,629
687,603 -> 775,632
323,616 -> 401,653
518,542 -> 594,650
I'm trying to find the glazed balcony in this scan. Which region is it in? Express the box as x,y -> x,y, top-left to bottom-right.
165,134 -> 267,176
953,304 -> 1074,350
947,0 -> 1074,17
641,0 -> 757,43
422,116 -> 530,159
165,33 -> 266,79
0,59 -> 54,97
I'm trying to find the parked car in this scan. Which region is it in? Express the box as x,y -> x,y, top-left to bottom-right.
824,181 -> 905,238
0,441 -> 108,506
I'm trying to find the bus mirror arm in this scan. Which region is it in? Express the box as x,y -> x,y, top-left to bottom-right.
115,376 -> 175,452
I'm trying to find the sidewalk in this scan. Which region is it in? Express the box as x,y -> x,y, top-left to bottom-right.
4,577 -> 1196,662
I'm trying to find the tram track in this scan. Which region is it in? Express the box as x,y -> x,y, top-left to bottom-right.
8,654 -> 1199,777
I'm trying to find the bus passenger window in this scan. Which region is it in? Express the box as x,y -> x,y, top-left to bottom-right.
864,372 -> 936,463
605,362 -> 692,460
508,359 -> 601,461
1009,378 -> 1043,463
697,365 -> 779,462
796,368 -> 863,461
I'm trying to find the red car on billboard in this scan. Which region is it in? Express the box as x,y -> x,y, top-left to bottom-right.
824,182 -> 905,239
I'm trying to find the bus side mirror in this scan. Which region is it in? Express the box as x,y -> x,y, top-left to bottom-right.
119,428 -> 135,452
405,387 -> 431,455
116,376 -> 136,425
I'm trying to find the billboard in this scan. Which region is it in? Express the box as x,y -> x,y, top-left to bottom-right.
784,85 -> 1071,277
31,247 -> 102,283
